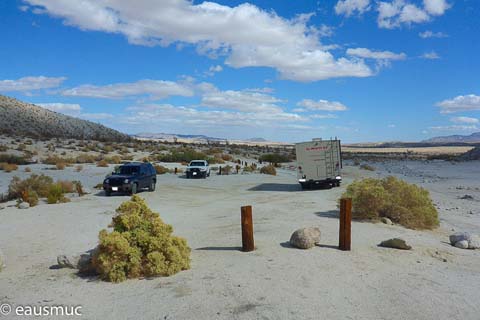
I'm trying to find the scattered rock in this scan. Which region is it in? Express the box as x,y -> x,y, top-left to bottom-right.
289,227 -> 321,249
18,202 -> 30,209
57,255 -> 79,269
449,232 -> 472,245
0,204 -> 5,210
449,232 -> 479,249
454,240 -> 469,249
379,238 -> 412,250
56,248 -> 97,273
82,188 -> 92,195
459,195 -> 474,200
381,217 -> 393,225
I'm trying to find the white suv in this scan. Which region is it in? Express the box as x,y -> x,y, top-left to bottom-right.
186,160 -> 210,178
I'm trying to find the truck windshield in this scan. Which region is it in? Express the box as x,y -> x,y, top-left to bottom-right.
190,161 -> 206,167
119,166 -> 140,175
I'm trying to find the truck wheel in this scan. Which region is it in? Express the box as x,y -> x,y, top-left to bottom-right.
105,190 -> 111,197
130,183 -> 138,195
186,172 -> 190,179
149,181 -> 156,191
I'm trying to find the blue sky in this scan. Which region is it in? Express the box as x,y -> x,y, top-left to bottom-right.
0,0 -> 479,143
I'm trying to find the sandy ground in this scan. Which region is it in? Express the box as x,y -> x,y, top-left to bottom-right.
1,160 -> 479,320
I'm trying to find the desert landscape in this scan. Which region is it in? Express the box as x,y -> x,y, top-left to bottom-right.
1,129 -> 479,319
2,1 -> 480,318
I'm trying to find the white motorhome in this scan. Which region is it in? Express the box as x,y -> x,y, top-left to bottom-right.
295,139 -> 342,189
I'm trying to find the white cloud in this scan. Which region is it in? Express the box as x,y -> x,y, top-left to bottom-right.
201,88 -> 284,113
335,0 -> 371,17
23,0 -> 372,82
36,103 -> 82,116
419,30 -> 448,38
80,113 -> 114,120
297,99 -> 348,111
61,79 -> 194,99
0,76 -> 66,92
421,51 -> 440,59
310,114 -> 338,119
450,116 -> 479,124
388,124 -> 396,128
346,47 -> 406,60
124,103 -> 306,129
436,95 -> 480,113
423,0 -> 450,16
429,125 -> 479,131
204,65 -> 223,76
377,0 -> 449,29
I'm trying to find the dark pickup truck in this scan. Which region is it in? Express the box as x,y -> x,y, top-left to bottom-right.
103,162 -> 156,196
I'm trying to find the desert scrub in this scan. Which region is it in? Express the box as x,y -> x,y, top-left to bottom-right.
97,160 -> 109,167
259,153 -> 291,164
260,164 -> 277,175
0,163 -> 18,172
341,176 -> 439,229
8,174 -> 54,199
360,164 -> 375,171
19,189 -> 39,207
92,196 -> 191,283
47,184 -> 70,204
154,165 -> 170,174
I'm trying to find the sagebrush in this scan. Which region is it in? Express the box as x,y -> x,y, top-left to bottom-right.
92,195 -> 191,283
341,176 -> 439,229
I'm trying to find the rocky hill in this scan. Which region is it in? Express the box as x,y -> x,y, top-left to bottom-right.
0,95 -> 130,141
423,132 -> 480,144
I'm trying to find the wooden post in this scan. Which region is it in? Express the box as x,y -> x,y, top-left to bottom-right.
241,205 -> 254,252
339,198 -> 352,251
174,167 -> 178,175
219,166 -> 222,175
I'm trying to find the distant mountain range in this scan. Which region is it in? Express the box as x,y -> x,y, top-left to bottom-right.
423,132 -> 480,144
0,95 -> 130,141
133,132 -> 268,143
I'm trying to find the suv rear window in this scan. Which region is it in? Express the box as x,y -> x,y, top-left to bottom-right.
119,166 -> 140,175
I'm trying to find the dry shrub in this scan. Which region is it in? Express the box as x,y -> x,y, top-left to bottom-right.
75,165 -> 83,172
221,165 -> 232,175
25,167 -> 31,173
105,155 -> 122,164
97,160 -> 109,167
92,196 -> 191,283
0,163 -> 18,172
260,164 -> 277,176
58,180 -> 75,193
154,165 -> 170,174
73,181 -> 85,196
360,164 -> 375,171
341,176 -> 439,229
56,162 -> 66,170
8,174 -> 53,199
221,154 -> 233,161
20,189 -> 39,207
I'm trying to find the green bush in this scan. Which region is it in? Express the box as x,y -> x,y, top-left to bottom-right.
260,164 -> 277,175
341,176 -> 439,229
0,154 -> 28,165
92,196 -> 191,283
47,184 -> 69,204
259,153 -> 291,164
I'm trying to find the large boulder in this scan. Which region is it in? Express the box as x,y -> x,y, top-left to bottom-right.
379,238 -> 412,250
449,232 -> 479,249
290,227 -> 321,249
18,202 -> 30,209
381,217 -> 393,225
57,248 -> 97,273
